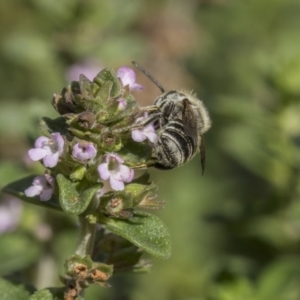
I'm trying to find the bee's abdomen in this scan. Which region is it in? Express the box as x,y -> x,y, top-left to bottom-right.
154,121 -> 197,170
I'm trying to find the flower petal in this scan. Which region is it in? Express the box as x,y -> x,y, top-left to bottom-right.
72,143 -> 81,157
144,131 -> 157,143
110,176 -> 125,191
28,148 -> 48,161
51,132 -> 64,152
34,136 -> 49,148
45,174 -> 55,188
118,165 -> 134,182
86,144 -> 97,156
117,98 -> 127,110
130,83 -> 144,91
40,188 -> 54,201
72,143 -> 96,160
106,153 -> 124,164
117,67 -> 136,86
24,185 -> 43,197
98,163 -> 110,180
132,130 -> 146,142
131,113 -> 157,143
43,152 -> 60,168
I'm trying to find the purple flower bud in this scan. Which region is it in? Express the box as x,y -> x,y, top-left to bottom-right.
72,142 -> 97,161
28,133 -> 64,168
131,113 -> 157,143
117,98 -> 127,111
24,174 -> 55,201
98,153 -> 134,191
117,67 -> 144,91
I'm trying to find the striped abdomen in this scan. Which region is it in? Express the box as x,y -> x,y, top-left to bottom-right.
153,120 -> 198,170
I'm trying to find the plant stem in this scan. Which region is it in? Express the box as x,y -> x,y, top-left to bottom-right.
75,195 -> 99,257
73,196 -> 100,298
75,214 -> 96,257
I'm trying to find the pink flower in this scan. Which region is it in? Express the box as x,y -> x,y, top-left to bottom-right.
131,113 -> 157,143
117,67 -> 144,91
98,153 -> 134,191
72,142 -> 97,161
28,133 -> 64,168
24,174 -> 55,201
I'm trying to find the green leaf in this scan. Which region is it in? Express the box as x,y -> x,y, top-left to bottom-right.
96,81 -> 114,104
57,174 -> 100,215
40,117 -> 69,136
94,68 -> 121,98
101,211 -> 171,259
29,288 -> 70,300
69,166 -> 86,181
2,175 -> 62,211
122,182 -> 158,207
79,74 -> 93,99
132,172 -> 151,184
0,278 -> 31,300
118,139 -> 152,167
0,233 -> 41,276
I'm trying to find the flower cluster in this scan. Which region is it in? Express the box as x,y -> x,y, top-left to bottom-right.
25,66 -> 157,201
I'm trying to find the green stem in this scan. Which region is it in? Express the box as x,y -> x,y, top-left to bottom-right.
75,215 -> 96,257
75,195 -> 99,257
75,196 -> 99,298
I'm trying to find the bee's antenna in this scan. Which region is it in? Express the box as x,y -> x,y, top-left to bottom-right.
132,61 -> 165,93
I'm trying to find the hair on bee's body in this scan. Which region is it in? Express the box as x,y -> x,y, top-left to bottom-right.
132,62 -> 211,173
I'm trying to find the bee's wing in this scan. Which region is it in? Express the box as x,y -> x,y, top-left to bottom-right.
182,99 -> 198,139
200,136 -> 206,175
182,99 -> 206,174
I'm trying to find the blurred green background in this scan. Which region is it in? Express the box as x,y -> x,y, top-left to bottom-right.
0,0 -> 300,299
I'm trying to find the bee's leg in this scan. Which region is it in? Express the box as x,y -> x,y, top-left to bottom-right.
126,105 -> 162,129
139,105 -> 159,113
128,159 -> 156,170
110,111 -> 161,134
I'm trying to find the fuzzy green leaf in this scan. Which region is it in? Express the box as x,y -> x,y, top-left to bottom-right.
2,175 -> 62,211
101,211 -> 171,259
118,140 -> 152,167
94,68 -> 121,98
0,278 -> 31,300
56,174 -> 100,215
132,172 -> 151,184
40,117 -> 69,136
95,80 -> 114,103
79,74 -> 94,98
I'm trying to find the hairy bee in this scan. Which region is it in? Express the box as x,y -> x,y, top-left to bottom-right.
132,62 -> 211,172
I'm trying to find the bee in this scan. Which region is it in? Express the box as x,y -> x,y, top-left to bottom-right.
132,62 -> 211,173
